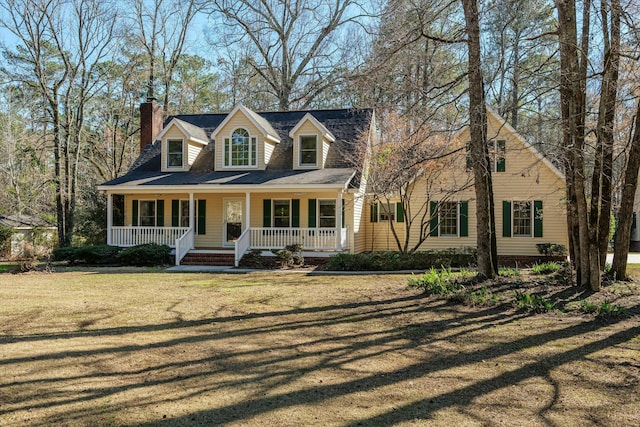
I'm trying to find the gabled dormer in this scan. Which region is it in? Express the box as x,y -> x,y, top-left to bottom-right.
211,104 -> 281,171
157,118 -> 208,172
289,113 -> 336,170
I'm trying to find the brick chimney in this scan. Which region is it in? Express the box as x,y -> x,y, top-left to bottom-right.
140,98 -> 164,152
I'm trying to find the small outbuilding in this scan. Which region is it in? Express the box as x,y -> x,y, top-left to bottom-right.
0,215 -> 56,259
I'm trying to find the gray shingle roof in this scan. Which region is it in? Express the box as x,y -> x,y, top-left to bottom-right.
0,214 -> 54,228
173,118 -> 208,143
102,108 -> 372,189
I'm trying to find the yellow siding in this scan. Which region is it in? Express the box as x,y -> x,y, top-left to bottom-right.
161,126 -> 184,172
351,182 -> 367,254
291,120 -> 327,170
121,191 -> 354,250
187,141 -> 202,166
214,111 -> 266,170
264,141 -> 275,165
365,114 -> 568,256
322,140 -> 330,168
250,192 -> 341,228
160,125 -> 203,172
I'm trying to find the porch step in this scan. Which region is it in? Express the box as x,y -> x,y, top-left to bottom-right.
180,252 -> 235,266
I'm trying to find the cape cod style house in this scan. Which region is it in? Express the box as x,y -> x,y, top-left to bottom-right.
98,101 -> 568,266
98,101 -> 373,265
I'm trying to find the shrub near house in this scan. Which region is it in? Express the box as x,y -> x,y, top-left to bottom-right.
97,102 -> 567,266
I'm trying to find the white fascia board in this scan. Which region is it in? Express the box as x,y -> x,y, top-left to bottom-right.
98,183 -> 349,193
210,104 -> 281,143
288,113 -> 336,142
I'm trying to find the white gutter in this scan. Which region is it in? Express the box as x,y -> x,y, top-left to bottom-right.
98,183 -> 351,193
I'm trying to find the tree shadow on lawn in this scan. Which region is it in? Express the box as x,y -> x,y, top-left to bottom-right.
1,291 -> 639,426
152,308 -> 639,427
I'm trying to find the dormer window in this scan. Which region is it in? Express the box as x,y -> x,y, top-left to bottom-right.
167,139 -> 184,168
300,135 -> 318,166
289,113 -> 335,170
225,128 -> 257,167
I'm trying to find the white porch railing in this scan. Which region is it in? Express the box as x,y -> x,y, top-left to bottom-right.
234,228 -> 251,267
175,227 -> 194,266
249,227 -> 348,251
110,226 -> 190,247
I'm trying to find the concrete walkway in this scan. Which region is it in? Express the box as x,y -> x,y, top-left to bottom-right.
606,252 -> 640,264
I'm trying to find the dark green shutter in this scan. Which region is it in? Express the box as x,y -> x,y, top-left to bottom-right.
132,200 -> 139,226
292,199 -> 300,227
465,142 -> 472,170
496,140 -> 506,172
171,200 -> 179,227
534,200 -> 543,237
224,138 -> 229,165
156,200 -> 164,226
308,199 -> 317,227
430,201 -> 439,237
396,202 -> 404,223
460,201 -> 469,237
370,203 -> 378,222
503,201 -> 512,237
197,200 -> 206,235
342,199 -> 345,227
263,199 -> 271,227
633,213 -> 637,230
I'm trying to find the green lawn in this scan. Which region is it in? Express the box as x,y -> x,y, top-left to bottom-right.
0,268 -> 639,426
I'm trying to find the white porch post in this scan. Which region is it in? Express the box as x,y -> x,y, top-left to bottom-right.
245,192 -> 251,232
106,193 -> 113,245
337,192 -> 343,251
189,192 -> 195,248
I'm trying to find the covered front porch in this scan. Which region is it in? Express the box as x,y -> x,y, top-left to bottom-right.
105,190 -> 351,266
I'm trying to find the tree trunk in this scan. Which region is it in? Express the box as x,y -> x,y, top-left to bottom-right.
596,0 -> 620,269
462,0 -> 498,279
611,100 -> 640,280
555,0 -> 599,290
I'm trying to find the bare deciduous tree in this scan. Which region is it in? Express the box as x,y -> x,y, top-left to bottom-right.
208,0 -> 372,110
462,0 -> 498,279
359,112 -> 472,253
131,0 -> 200,113
0,0 -> 118,246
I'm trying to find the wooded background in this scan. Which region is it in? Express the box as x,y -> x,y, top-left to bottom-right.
1,0 -> 639,287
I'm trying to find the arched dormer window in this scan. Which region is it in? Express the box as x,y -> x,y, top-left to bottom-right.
224,128 -> 257,167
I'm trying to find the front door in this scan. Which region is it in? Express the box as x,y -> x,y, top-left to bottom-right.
224,199 -> 244,245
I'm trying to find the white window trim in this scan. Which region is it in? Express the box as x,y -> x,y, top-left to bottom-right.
166,138 -> 185,169
272,199 -> 292,228
512,200 -> 533,238
139,199 -> 157,227
298,134 -> 319,168
223,197 -> 244,246
438,200 -> 459,237
224,128 -> 258,169
379,202 -> 395,222
490,139 -> 506,172
317,199 -> 337,228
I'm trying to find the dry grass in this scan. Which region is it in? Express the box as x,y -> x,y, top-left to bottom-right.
0,268 -> 639,426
